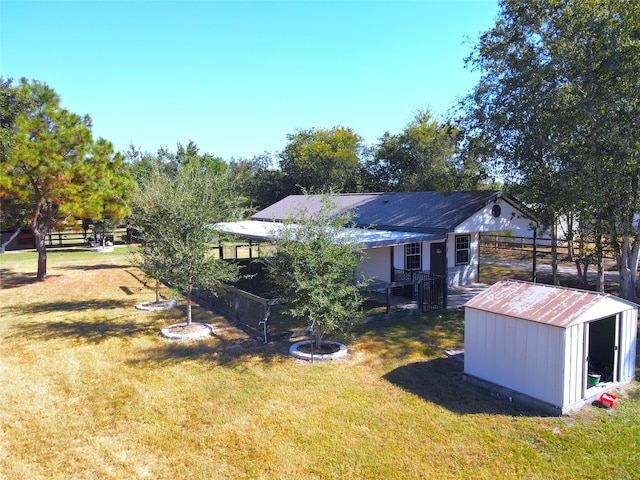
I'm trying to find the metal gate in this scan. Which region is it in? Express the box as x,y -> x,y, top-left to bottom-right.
393,269 -> 446,311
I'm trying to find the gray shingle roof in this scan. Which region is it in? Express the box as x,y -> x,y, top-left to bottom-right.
252,191 -> 515,233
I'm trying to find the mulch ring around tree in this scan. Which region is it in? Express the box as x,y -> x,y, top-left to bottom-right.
289,340 -> 348,361
135,299 -> 178,311
160,322 -> 214,340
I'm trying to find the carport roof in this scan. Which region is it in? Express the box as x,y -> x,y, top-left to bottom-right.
215,220 -> 445,249
463,280 -> 636,328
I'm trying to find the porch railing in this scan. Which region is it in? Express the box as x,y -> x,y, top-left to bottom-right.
393,268 -> 447,311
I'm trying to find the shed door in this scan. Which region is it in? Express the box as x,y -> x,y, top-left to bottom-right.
430,242 -> 446,277
583,315 -> 620,395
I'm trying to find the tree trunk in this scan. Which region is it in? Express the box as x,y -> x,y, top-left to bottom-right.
619,233 -> 640,303
566,213 -> 574,261
186,290 -> 192,325
30,200 -> 55,281
155,279 -> 161,303
575,258 -> 589,289
36,239 -> 47,280
595,234 -> 605,293
31,226 -> 48,280
315,324 -> 322,350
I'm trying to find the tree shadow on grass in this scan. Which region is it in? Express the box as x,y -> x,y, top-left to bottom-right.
3,298 -> 131,316
4,298 -> 155,344
59,263 -> 129,271
9,315 -> 158,344
128,336 -> 290,369
0,269 -> 61,289
383,358 -> 551,417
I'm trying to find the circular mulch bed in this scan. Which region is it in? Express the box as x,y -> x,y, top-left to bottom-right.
160,322 -> 214,340
289,340 -> 348,361
135,299 -> 178,311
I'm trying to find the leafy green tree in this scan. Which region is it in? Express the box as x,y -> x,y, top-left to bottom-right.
227,153 -> 288,209
278,126 -> 365,194
130,151 -> 247,325
129,162 -> 174,305
366,110 -> 488,192
463,0 -> 640,299
0,79 -> 133,279
0,78 -> 33,241
264,194 -> 370,349
0,78 -> 31,166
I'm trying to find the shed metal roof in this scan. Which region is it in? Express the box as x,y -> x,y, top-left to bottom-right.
215,220 -> 445,249
463,280 -> 636,328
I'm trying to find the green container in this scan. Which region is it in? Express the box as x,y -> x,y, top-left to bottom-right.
588,374 -> 601,387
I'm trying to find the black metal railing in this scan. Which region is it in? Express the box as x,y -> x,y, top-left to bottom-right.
393,269 -> 447,311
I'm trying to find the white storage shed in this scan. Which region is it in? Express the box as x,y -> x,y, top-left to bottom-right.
463,280 -> 637,415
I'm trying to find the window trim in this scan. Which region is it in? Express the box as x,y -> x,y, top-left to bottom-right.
455,235 -> 470,266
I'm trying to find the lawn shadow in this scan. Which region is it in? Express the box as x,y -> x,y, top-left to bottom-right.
59,263 -> 129,271
128,337 -> 287,368
10,316 -> 157,344
0,269 -> 61,289
383,357 -> 551,417
4,298 -> 132,315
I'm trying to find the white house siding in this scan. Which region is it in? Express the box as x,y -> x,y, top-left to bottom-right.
455,198 -> 535,237
447,232 -> 479,287
465,309 -> 565,407
392,245 -> 404,271
358,247 -> 391,282
448,265 -> 478,287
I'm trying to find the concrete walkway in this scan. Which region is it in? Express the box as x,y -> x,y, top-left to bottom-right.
447,283 -> 491,310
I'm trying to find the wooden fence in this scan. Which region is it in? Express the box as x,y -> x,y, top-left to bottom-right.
479,233 -> 610,258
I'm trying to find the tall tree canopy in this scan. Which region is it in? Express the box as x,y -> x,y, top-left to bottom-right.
0,78 -> 133,279
365,110 -> 489,192
278,126 -> 364,194
227,153 -> 288,210
369,110 -> 457,192
129,148 -> 247,325
0,78 -> 31,166
463,0 -> 640,300
264,193 -> 370,349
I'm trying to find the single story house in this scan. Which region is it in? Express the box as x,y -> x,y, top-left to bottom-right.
222,191 -> 537,288
463,280 -> 638,415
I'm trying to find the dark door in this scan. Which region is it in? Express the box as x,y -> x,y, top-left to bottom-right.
430,242 -> 446,277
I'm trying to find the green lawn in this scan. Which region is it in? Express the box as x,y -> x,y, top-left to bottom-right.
1,248 -> 638,479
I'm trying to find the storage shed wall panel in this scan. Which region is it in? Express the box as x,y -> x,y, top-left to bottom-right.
619,309 -> 638,382
465,310 -> 565,406
562,323 -> 585,408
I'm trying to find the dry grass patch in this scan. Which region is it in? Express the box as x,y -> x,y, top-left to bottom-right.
1,248 -> 639,479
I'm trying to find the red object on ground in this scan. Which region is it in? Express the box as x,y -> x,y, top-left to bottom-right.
599,393 -> 617,408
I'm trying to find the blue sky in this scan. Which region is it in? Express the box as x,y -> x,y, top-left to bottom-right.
1,1 -> 499,161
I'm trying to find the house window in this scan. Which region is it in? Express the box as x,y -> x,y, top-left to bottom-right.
405,243 -> 422,271
455,235 -> 470,265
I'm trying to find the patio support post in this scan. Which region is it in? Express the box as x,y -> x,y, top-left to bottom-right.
386,284 -> 391,317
